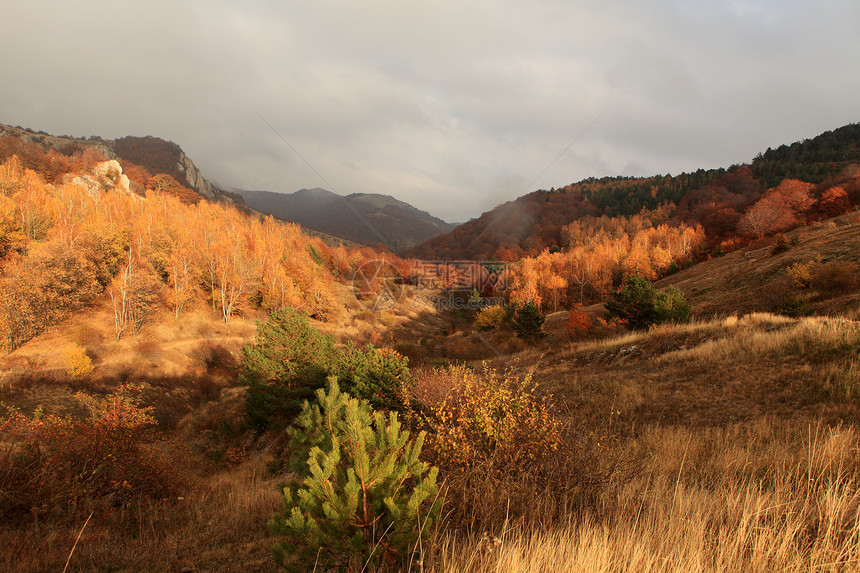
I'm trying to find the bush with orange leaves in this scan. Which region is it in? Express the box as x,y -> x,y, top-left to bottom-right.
409,364 -> 562,471
0,384 -> 182,524
565,308 -> 593,340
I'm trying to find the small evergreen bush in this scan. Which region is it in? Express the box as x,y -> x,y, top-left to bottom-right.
511,301 -> 546,340
271,381 -> 440,571
777,294 -> 811,318
242,307 -> 343,430
604,275 -> 690,329
338,344 -> 412,411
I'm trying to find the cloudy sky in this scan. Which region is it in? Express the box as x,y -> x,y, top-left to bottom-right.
2,1 -> 858,221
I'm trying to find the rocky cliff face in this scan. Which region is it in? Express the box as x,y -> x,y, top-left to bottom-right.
109,135 -> 230,203
72,160 -> 135,198
176,148 -> 218,201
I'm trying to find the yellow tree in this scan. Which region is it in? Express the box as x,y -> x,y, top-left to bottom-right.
622,243 -> 656,280
109,247 -> 160,339
213,222 -> 257,323
567,247 -> 595,305
52,180 -> 90,249
14,169 -> 53,241
167,231 -> 198,319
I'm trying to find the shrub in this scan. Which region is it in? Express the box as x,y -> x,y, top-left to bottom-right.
787,261 -> 815,288
604,275 -> 690,329
0,384 -> 180,523
812,260 -> 860,292
63,345 -> 94,378
72,323 -> 103,349
771,233 -> 791,254
565,309 -> 593,340
415,365 -> 562,470
192,340 -> 238,373
271,381 -> 440,571
338,344 -> 412,411
473,305 -> 508,331
659,285 -> 691,324
777,294 -> 811,318
242,307 -> 343,430
511,301 -> 546,340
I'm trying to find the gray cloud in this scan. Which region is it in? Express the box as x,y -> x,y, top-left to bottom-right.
2,0 -> 858,222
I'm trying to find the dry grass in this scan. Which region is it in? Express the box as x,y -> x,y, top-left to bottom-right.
521,312 -> 860,427
659,313 -> 858,364
423,420 -> 860,572
0,457 -> 285,572
414,313 -> 860,572
7,416 -> 858,572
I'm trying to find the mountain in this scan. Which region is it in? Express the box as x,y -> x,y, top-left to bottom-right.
0,123 -> 236,204
403,123 -> 860,261
232,187 -> 457,250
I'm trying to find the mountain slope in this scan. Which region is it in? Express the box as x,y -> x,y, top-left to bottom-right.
404,123 -> 860,261
655,210 -> 860,319
0,123 -> 235,203
233,187 -> 456,250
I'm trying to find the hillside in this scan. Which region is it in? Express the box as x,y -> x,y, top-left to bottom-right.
404,123 -> 860,260
0,123 -> 236,204
233,187 -> 456,250
655,211 -> 860,318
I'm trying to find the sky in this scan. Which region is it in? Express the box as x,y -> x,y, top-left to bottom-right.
2,1 -> 858,222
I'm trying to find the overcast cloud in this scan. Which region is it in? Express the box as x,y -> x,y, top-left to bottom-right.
2,0 -> 858,221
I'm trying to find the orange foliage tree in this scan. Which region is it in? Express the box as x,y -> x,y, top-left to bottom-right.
737,179 -> 815,238
818,186 -> 850,218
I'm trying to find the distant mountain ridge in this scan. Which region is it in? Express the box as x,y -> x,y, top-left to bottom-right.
233,187 -> 457,250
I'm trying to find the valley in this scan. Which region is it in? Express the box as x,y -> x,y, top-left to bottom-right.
1,123 -> 860,571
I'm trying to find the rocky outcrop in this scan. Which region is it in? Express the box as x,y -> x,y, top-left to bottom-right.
71,160 -> 134,198
176,150 -> 217,201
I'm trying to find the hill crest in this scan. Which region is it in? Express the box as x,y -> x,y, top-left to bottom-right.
0,123 -> 235,204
